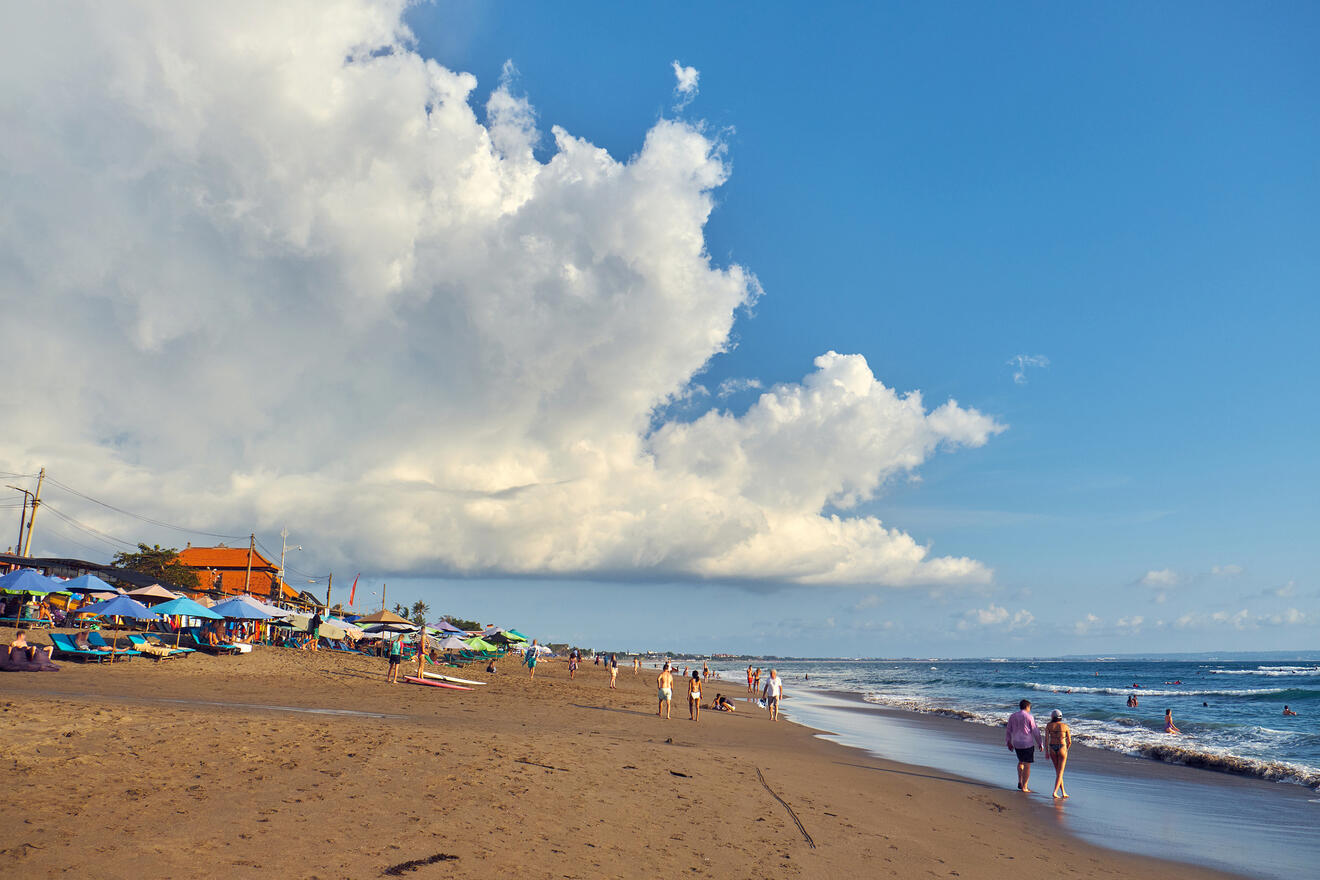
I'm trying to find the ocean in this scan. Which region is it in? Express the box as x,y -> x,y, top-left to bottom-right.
700,655 -> 1320,879
719,657 -> 1320,788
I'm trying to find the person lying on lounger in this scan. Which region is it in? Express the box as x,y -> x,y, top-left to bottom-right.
73,631 -> 112,653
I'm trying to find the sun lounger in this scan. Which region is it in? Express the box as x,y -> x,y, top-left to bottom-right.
126,633 -> 194,659
86,631 -> 141,661
49,632 -> 115,663
183,627 -> 243,655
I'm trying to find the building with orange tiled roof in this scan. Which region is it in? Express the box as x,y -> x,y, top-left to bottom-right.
177,544 -> 300,601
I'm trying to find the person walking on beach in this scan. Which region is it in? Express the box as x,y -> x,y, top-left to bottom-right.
308,610 -> 322,652
525,640 -> 540,679
657,663 -> 674,719
386,633 -> 403,684
762,669 -> 784,721
1006,699 -> 1044,792
609,653 -> 619,689
747,665 -> 754,695
1163,708 -> 1180,734
688,670 -> 703,721
633,657 -> 640,675
568,647 -> 580,680
1045,710 -> 1072,799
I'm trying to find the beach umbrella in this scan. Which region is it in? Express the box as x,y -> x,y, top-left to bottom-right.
210,595 -> 279,620
503,629 -> 528,642
437,635 -> 468,651
531,643 -> 552,655
149,594 -> 222,646
77,594 -> 160,655
126,584 -> 180,604
193,595 -> 215,608
0,568 -> 61,594
363,622 -> 417,634
464,636 -> 498,653
434,620 -> 464,633
61,574 -> 123,595
354,609 -> 411,625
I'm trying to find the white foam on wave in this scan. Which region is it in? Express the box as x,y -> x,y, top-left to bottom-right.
858,690 -> 1320,791
1207,666 -> 1320,677
1024,681 -> 1290,697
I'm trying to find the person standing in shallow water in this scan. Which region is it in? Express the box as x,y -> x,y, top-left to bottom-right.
1005,699 -> 1043,792
1045,709 -> 1072,799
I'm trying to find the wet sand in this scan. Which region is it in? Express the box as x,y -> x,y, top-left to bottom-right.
0,634 -> 1243,879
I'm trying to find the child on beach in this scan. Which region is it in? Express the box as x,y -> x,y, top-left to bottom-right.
688,670 -> 702,722
1045,709 -> 1072,799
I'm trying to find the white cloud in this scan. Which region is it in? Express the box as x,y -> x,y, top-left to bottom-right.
716,377 -> 763,398
1268,580 -> 1297,598
0,0 -> 1004,588
959,604 -> 1033,631
1264,608 -> 1312,626
1073,613 -> 1101,635
1007,354 -> 1049,384
1211,564 -> 1244,577
1175,609 -> 1253,631
1116,615 -> 1144,634
1140,568 -> 1180,587
853,594 -> 882,610
671,60 -> 699,109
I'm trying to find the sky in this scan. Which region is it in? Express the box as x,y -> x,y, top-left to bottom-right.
1,1 -> 1317,656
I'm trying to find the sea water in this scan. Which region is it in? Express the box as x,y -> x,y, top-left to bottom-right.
704,656 -> 1320,879
716,657 -> 1320,789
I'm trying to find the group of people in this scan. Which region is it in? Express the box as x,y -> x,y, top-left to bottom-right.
1005,699 -> 1073,799
654,662 -> 784,722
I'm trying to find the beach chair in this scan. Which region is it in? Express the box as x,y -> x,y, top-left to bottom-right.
184,627 -> 243,655
126,633 -> 194,659
86,631 -> 141,661
48,632 -> 114,663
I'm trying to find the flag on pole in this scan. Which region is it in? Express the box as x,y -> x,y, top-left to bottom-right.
348,573 -> 359,608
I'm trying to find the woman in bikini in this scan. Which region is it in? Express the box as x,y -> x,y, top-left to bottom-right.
688,670 -> 702,722
1045,709 -> 1072,799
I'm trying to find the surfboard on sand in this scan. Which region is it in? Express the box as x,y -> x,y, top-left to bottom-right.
404,676 -> 472,691
421,671 -> 487,686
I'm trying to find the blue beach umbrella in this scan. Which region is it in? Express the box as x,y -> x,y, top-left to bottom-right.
61,574 -> 123,595
210,595 -> 279,620
151,595 -> 222,620
0,568 -> 62,594
77,594 -> 160,620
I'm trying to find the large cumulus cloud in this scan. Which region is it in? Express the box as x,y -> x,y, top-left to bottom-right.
0,0 -> 1003,585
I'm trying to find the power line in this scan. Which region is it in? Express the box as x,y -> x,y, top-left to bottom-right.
41,502 -> 139,550
44,477 -> 248,541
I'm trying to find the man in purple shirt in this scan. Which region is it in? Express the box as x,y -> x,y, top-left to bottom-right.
1005,698 -> 1044,792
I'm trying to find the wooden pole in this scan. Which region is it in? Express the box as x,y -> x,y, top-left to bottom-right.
20,468 -> 45,557
243,533 -> 255,595
325,572 -> 333,613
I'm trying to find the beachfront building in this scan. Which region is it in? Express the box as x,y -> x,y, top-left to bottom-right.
177,544 -> 300,603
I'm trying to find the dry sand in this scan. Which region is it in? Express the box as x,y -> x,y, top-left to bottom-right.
1,632 -> 1241,879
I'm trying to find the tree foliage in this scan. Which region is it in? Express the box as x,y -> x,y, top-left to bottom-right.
110,543 -> 200,590
409,600 -> 430,627
443,615 -> 480,632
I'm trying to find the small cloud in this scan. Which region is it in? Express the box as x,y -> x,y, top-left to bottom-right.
1116,615 -> 1144,634
1073,613 -> 1101,635
1007,354 -> 1049,385
1139,568 -> 1179,587
671,60 -> 699,110
1264,608 -> 1312,626
1175,609 -> 1254,631
853,594 -> 882,611
1211,564 -> 1244,577
1269,580 -> 1296,598
958,604 -> 1033,631
716,377 -> 763,398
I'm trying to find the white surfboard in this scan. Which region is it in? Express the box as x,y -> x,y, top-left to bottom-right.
421,670 -> 487,686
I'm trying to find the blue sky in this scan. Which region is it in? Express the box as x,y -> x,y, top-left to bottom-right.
4,1 -> 1316,656
385,1 -> 1319,654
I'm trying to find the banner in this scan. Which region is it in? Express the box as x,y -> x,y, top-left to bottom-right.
348,573 -> 359,608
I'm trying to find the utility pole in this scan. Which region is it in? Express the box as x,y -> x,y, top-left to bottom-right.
381,582 -> 387,612
279,527 -> 289,595
325,572 -> 333,613
243,533 -> 254,595
6,485 -> 33,553
20,468 -> 44,557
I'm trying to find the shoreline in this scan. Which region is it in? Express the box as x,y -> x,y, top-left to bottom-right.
777,686 -> 1318,880
1,639 -> 1249,879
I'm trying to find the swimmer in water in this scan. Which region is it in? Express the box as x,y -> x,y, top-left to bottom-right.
1283,705 -> 1298,716
1164,709 -> 1180,734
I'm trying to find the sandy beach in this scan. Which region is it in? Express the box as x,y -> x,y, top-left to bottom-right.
1,634 -> 1242,879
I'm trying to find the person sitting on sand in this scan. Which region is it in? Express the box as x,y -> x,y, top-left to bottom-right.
1045,710 -> 1072,799
657,663 -> 674,719
486,659 -> 497,674
1283,705 -> 1298,716
713,694 -> 736,712
688,670 -> 702,722
1164,709 -> 1181,734
9,630 -> 53,662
